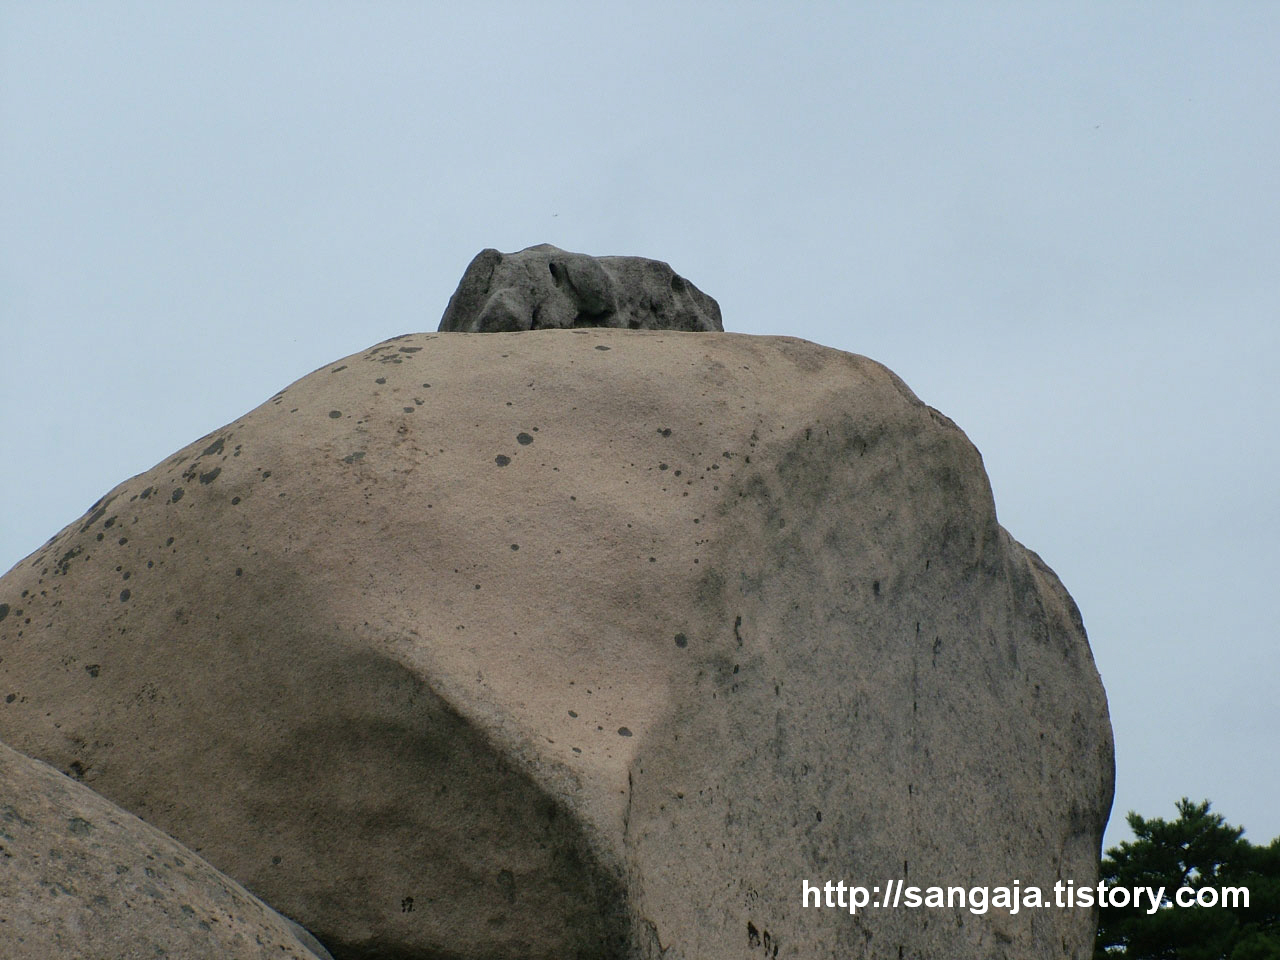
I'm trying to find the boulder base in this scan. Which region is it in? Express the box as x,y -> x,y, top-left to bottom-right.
0,330 -> 1113,959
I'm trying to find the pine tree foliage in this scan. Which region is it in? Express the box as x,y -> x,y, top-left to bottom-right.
1095,799 -> 1280,960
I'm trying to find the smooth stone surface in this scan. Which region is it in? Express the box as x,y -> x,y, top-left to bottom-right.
0,330 -> 1112,959
0,739 -> 332,959
438,244 -> 723,332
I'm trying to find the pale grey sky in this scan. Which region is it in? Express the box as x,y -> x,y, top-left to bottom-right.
2,3 -> 1276,853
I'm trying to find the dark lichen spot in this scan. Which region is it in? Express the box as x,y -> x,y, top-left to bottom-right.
398,346 -> 421,353
674,633 -> 688,648
0,603 -> 7,622
617,727 -> 632,737
56,546 -> 82,575
69,761 -> 86,780
171,488 -> 184,503
510,544 -> 519,551
873,580 -> 881,597
403,406 -> 414,413
199,467 -> 221,484
120,589 -> 131,602
495,455 -> 511,467
658,427 -> 672,437
329,410 -> 342,419
659,463 -> 669,471
595,345 -> 611,351
516,432 -> 534,446
4,694 -> 15,704
568,710 -> 578,717
79,505 -> 108,532
231,497 -> 241,505
375,377 -> 387,384
104,516 -> 116,528
332,365 -> 347,372
202,438 -> 225,457
235,568 -> 243,577
343,452 -> 365,464
261,471 -> 271,479
85,664 -> 100,678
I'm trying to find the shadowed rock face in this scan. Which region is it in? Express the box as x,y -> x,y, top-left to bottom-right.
0,329 -> 1113,959
438,244 -> 723,332
0,739 -> 333,960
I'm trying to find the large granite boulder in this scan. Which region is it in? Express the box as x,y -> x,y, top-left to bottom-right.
0,738 -> 333,959
0,328 -> 1113,959
437,244 -> 723,332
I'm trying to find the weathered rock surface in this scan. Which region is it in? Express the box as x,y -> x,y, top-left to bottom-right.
0,329 -> 1113,959
437,244 -> 723,332
0,739 -> 333,959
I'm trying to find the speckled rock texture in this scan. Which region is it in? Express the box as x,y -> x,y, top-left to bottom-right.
0,330 -> 1112,960
0,739 -> 333,959
437,244 -> 723,332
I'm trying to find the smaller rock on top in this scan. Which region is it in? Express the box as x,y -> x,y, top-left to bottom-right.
438,243 -> 723,333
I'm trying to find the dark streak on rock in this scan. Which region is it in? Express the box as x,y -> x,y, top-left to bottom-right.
79,506 -> 108,533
